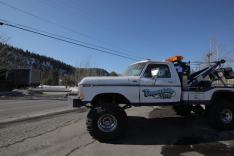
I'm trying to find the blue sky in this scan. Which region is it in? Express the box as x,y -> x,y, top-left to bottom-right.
0,0 -> 234,73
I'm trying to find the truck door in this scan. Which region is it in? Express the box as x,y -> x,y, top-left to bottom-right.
140,63 -> 181,104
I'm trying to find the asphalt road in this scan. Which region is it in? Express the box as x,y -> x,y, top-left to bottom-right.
0,99 -> 72,122
1,106 -> 234,156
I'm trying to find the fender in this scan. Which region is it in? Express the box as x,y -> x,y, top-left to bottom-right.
210,90 -> 234,105
91,93 -> 131,106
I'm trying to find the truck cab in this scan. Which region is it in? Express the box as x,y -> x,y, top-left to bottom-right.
130,60 -> 181,105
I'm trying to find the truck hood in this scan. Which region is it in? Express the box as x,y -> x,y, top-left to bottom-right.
79,76 -> 140,85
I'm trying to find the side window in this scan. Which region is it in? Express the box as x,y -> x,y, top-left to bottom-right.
143,64 -> 171,78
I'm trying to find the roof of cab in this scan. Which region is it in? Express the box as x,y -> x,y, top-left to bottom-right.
131,59 -> 169,65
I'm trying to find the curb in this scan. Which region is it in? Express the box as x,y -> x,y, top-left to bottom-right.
0,107 -> 87,126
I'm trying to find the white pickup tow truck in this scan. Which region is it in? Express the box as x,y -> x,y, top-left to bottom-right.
73,57 -> 234,142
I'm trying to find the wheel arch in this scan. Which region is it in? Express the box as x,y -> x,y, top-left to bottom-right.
211,90 -> 234,105
91,93 -> 131,107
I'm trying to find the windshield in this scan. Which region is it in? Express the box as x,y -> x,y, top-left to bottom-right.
124,63 -> 146,76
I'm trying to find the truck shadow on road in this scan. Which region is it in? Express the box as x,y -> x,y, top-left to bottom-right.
117,116 -> 234,145
113,107 -> 234,146
108,107 -> 234,155
113,115 -> 234,155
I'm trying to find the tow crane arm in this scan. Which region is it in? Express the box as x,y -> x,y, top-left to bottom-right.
188,59 -> 226,86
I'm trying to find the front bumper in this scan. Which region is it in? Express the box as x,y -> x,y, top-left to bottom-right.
73,98 -> 90,108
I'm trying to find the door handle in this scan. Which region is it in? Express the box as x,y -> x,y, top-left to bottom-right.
132,80 -> 138,83
168,81 -> 173,83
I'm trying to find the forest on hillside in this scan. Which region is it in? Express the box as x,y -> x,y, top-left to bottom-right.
0,43 -> 113,86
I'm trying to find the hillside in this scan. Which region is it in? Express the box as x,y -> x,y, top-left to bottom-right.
0,43 -> 110,85
0,43 -> 75,74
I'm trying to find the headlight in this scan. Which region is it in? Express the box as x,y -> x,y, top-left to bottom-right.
79,92 -> 85,100
78,85 -> 85,100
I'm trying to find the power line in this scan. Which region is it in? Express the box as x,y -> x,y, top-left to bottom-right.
14,22 -> 134,56
0,18 -> 141,60
0,0 -> 145,60
42,0 -> 93,21
0,21 -> 138,61
40,0 -> 141,57
0,0 -> 98,41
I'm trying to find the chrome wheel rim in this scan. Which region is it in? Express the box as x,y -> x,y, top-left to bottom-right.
220,109 -> 233,124
98,114 -> 118,132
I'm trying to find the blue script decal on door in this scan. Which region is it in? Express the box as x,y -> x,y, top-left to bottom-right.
142,88 -> 176,99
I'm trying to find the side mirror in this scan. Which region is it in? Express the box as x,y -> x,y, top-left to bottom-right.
151,68 -> 159,79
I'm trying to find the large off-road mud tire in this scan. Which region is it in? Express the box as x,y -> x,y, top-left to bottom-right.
86,105 -> 128,142
208,99 -> 234,130
173,105 -> 192,117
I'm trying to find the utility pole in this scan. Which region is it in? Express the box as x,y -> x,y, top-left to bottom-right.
206,39 -> 215,65
216,44 -> 219,61
207,52 -> 212,65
